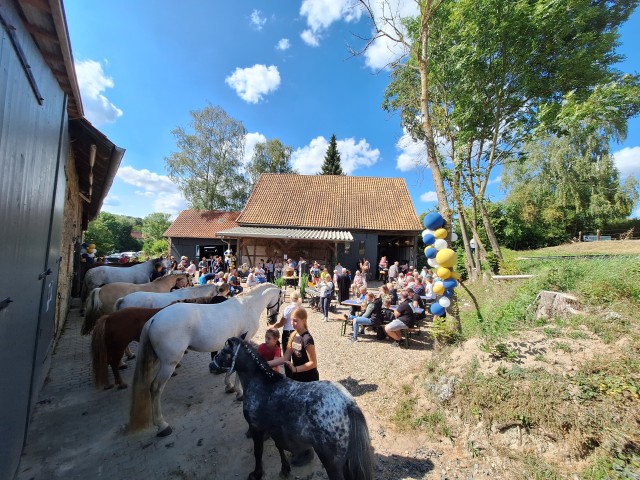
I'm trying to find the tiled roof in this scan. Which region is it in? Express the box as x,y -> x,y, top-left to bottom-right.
164,210 -> 240,238
217,227 -> 353,242
237,174 -> 423,231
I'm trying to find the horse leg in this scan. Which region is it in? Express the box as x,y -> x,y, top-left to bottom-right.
224,371 -> 235,394
233,373 -> 243,401
275,443 -> 291,478
248,429 -> 265,480
315,452 -> 345,480
150,362 -> 177,437
109,356 -> 128,390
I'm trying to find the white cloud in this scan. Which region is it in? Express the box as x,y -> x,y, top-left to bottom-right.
276,38 -> 291,51
488,175 -> 502,185
301,29 -> 320,47
299,0 -> 362,46
420,191 -> 438,202
225,64 -> 281,103
103,194 -> 120,206
395,132 -> 427,171
75,59 -> 123,126
250,9 -> 267,30
614,146 -> 640,177
244,132 -> 267,164
116,166 -> 187,216
291,135 -> 380,174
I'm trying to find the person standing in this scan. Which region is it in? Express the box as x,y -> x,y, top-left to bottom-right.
318,275 -> 334,322
269,306 -> 318,382
272,291 -> 301,354
388,261 -> 399,282
298,256 -> 308,288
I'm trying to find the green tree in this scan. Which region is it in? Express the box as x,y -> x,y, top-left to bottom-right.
245,138 -> 296,186
166,104 -> 249,211
319,134 -> 344,175
371,0 -> 639,262
85,212 -> 142,256
141,212 -> 172,242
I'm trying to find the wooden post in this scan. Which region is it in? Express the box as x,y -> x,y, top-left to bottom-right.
597,229 -> 601,241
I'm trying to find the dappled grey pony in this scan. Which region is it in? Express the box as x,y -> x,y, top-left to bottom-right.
212,335 -> 373,480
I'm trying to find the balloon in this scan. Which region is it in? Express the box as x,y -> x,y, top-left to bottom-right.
88,252 -> 95,258
82,242 -> 88,249
450,271 -> 461,280
424,212 -> 445,230
436,248 -> 457,268
425,247 -> 438,259
437,267 -> 452,279
81,253 -> 88,258
422,233 -> 435,246
421,229 -> 434,238
439,297 -> 451,308
430,303 -> 446,316
87,248 -> 95,254
433,281 -> 445,295
88,244 -> 96,249
434,239 -> 448,250
427,258 -> 440,268
444,289 -> 454,298
451,232 -> 459,242
443,278 -> 458,289
434,228 -> 447,239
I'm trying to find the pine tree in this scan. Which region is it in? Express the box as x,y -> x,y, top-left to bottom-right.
319,134 -> 344,175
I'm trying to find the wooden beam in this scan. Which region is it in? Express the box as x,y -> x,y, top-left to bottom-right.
19,0 -> 51,13
25,23 -> 59,43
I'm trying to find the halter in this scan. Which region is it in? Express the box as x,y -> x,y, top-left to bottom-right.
211,340 -> 242,374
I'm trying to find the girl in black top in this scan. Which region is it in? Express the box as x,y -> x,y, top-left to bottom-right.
269,307 -> 319,382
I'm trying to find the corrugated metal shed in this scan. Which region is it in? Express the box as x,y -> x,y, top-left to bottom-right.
218,226 -> 354,242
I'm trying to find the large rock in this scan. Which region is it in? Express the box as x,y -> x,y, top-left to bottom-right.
534,291 -> 582,320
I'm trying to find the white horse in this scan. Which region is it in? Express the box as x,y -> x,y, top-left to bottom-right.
129,283 -> 283,437
115,284 -> 219,310
84,258 -> 166,293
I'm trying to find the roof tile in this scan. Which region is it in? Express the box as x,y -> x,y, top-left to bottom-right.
164,210 -> 240,238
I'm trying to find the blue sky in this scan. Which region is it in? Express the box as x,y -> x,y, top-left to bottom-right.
64,0 -> 640,220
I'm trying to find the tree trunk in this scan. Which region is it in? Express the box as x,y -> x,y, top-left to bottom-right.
479,199 -> 503,260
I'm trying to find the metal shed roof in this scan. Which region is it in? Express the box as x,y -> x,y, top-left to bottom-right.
217,227 -> 354,242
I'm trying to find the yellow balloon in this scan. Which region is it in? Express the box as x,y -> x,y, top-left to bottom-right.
436,248 -> 457,268
437,267 -> 452,279
451,271 -> 461,280
88,244 -> 96,248
434,228 -> 447,240
87,248 -> 95,254
433,282 -> 445,295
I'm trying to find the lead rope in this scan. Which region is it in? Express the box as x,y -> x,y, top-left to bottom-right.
228,341 -> 243,375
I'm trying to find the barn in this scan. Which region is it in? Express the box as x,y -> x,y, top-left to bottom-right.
0,2 -> 124,477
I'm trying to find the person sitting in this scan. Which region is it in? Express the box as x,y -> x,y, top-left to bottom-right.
408,288 -> 427,321
246,268 -> 259,288
198,267 -> 216,285
150,262 -> 166,281
350,286 -> 368,316
385,289 -> 415,347
170,277 -> 188,291
255,265 -> 267,283
344,292 -> 377,342
227,269 -> 243,295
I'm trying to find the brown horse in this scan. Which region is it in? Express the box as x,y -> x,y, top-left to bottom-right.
91,307 -> 163,390
82,274 -> 186,335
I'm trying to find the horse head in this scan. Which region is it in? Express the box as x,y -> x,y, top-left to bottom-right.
266,289 -> 284,325
211,334 -> 281,381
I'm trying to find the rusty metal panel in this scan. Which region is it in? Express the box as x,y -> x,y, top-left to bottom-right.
0,2 -> 68,478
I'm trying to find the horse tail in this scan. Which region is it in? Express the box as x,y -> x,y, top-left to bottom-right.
345,403 -> 374,480
129,320 -> 157,432
81,288 -> 102,335
114,297 -> 125,311
91,315 -> 110,389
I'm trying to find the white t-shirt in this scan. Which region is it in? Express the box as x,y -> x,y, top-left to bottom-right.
281,303 -> 297,330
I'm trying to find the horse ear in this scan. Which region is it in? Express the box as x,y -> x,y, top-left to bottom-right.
240,331 -> 248,340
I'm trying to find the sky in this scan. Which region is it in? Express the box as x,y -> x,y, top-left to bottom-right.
64,0 -> 640,220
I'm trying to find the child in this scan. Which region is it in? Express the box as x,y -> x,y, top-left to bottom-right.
258,328 -> 282,372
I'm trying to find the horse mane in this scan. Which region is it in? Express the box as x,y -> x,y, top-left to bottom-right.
239,338 -> 283,382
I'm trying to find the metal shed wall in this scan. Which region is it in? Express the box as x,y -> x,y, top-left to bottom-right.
0,2 -> 68,478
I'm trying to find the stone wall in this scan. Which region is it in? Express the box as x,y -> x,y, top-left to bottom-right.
54,148 -> 83,340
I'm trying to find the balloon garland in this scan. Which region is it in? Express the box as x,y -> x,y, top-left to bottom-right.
422,212 -> 458,317
80,242 -> 97,264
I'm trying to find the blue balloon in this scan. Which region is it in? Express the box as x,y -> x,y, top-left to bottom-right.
425,247 -> 437,259
422,233 -> 435,245
443,278 -> 458,289
424,212 -> 445,230
430,303 -> 446,316
444,289 -> 454,298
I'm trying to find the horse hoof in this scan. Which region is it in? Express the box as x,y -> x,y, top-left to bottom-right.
118,364 -> 128,370
157,426 -> 173,437
117,383 -> 128,390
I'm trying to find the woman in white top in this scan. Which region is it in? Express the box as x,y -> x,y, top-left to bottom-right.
246,268 -> 259,288
272,290 -> 301,351
319,276 -> 334,322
